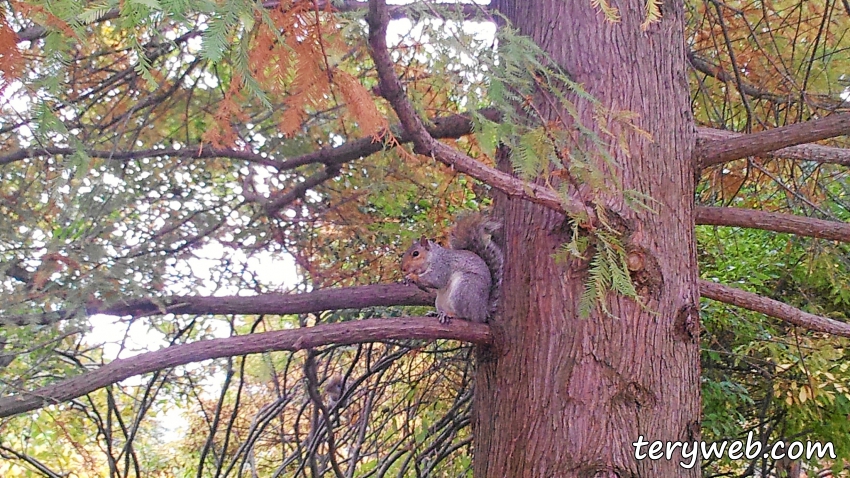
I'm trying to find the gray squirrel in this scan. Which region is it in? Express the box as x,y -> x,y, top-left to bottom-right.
400,213 -> 503,323
324,374 -> 343,407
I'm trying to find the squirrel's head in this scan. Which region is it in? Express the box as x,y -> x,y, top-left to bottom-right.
401,235 -> 431,277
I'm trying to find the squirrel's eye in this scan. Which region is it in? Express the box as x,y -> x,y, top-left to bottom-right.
412,251 -> 419,257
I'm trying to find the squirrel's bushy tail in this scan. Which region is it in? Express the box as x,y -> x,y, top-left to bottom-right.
449,213 -> 504,317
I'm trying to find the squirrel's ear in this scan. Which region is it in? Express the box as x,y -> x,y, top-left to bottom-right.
418,235 -> 429,247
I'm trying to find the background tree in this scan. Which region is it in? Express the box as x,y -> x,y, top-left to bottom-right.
0,0 -> 849,476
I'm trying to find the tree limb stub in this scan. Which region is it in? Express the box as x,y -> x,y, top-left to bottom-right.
0,284 -> 434,327
697,113 -> 850,168
365,0 -> 591,223
695,206 -> 850,242
699,280 -> 850,338
0,317 -> 491,419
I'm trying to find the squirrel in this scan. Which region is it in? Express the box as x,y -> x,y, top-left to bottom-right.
400,213 -> 503,324
324,374 -> 344,408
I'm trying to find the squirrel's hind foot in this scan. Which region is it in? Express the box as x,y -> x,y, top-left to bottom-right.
426,310 -> 452,324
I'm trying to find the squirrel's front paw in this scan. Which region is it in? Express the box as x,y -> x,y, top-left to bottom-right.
437,312 -> 452,325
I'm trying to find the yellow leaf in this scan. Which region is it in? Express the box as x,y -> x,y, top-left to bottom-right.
798,385 -> 808,403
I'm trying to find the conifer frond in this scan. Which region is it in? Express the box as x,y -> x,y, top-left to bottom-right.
0,18 -> 23,91
571,228 -> 640,319
202,0 -> 241,63
640,0 -> 663,30
14,2 -> 77,38
578,280 -> 598,318
280,42 -> 330,137
514,128 -> 554,180
334,70 -> 387,140
203,75 -> 251,148
77,4 -> 114,24
590,0 -> 621,22
623,190 -> 660,215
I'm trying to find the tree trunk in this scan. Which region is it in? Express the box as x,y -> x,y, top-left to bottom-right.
473,1 -> 701,476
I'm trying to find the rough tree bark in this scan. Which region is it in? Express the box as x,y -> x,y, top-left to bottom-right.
474,1 -> 701,476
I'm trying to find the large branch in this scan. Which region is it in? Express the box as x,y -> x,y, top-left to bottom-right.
695,206 -> 850,242
365,0 -> 591,223
697,128 -> 850,167
0,109 -> 498,170
1,284 -> 433,327
697,113 -> 850,168
699,280 -> 850,338
0,317 -> 491,418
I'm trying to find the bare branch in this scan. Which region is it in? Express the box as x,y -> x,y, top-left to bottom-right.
688,52 -> 786,106
0,317 -> 491,418
695,206 -> 850,242
0,145 -> 279,168
699,280 -> 850,338
697,113 -> 850,168
687,52 -> 844,113
1,284 -> 433,327
697,128 -> 850,167
0,445 -> 64,478
263,166 -> 341,215
365,0 -> 592,223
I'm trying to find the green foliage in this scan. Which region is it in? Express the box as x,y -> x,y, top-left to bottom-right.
688,1 -> 850,467
468,23 -> 623,194
698,221 -> 850,474
200,0 -> 243,63
575,229 -> 639,319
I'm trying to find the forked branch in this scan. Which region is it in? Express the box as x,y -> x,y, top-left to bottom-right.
697,113 -> 850,168
699,280 -> 850,338
696,128 -> 850,167
0,317 -> 491,419
695,207 -> 850,243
